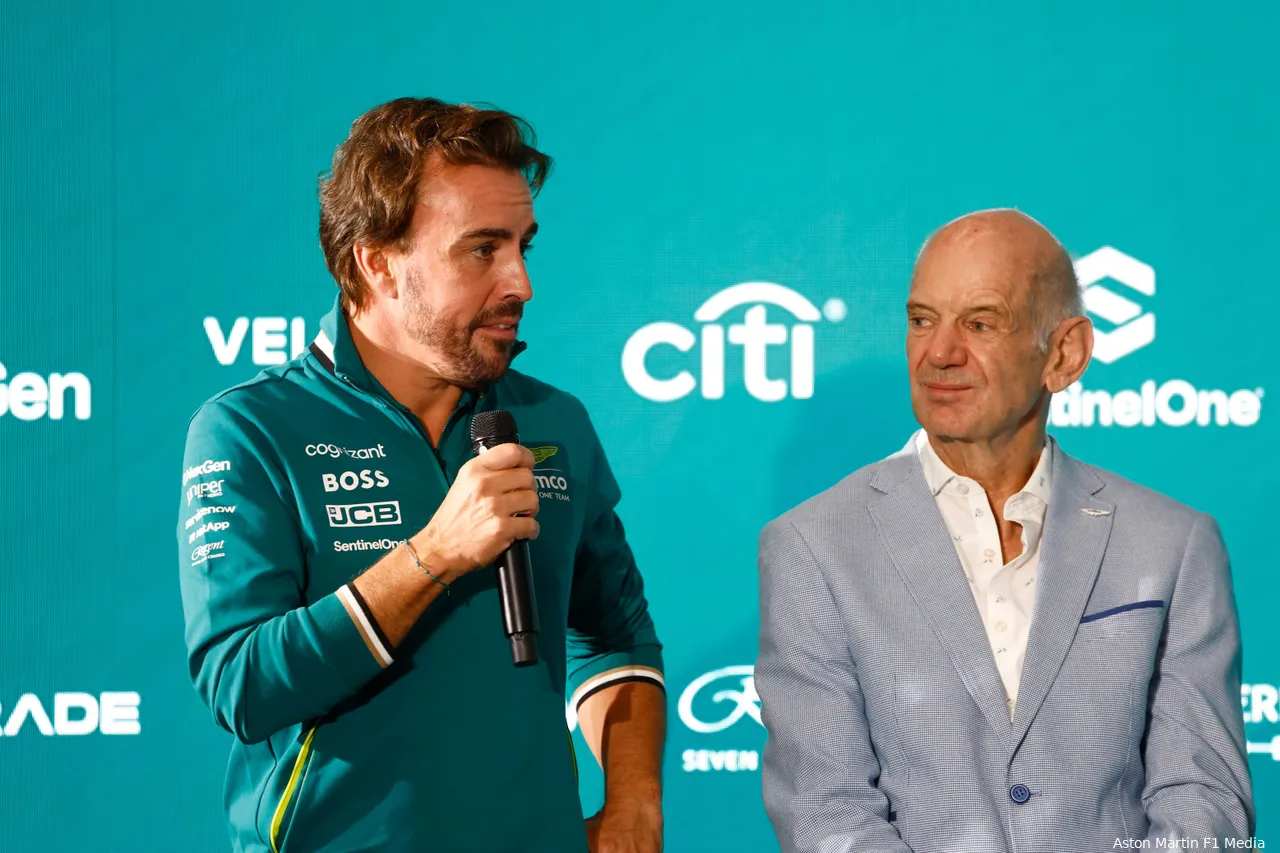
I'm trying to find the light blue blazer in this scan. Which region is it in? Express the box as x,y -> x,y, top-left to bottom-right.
756,435 -> 1254,852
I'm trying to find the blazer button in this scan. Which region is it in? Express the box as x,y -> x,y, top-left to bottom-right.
1009,784 -> 1031,804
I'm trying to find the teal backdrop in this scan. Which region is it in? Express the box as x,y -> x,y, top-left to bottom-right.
1,2 -> 1276,849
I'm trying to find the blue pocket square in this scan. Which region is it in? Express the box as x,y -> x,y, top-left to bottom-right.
1080,600 -> 1165,624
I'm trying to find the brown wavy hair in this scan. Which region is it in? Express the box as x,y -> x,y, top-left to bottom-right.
318,97 -> 553,311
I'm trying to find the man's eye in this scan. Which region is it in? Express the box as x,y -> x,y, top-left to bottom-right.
520,242 -> 535,258
472,244 -> 494,260
971,321 -> 991,332
908,316 -> 928,328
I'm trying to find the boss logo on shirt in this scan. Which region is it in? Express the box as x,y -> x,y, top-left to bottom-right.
321,469 -> 390,492
326,501 -> 402,528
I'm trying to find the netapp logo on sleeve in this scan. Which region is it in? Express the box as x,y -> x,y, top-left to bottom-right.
326,501 -> 402,528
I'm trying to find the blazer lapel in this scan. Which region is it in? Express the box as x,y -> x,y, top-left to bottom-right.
1010,440 -> 1113,747
868,452 -> 1016,753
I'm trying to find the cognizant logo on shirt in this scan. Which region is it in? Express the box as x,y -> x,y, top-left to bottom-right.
1049,247 -> 1263,428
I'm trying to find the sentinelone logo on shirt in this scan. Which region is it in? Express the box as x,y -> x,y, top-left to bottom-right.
622,283 -> 848,403
0,692 -> 141,737
0,362 -> 91,420
1050,247 -> 1263,429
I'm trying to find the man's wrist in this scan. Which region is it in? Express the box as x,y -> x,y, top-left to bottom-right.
604,778 -> 663,807
406,533 -> 462,586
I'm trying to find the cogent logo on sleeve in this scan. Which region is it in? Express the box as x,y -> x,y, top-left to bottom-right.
327,501 -> 402,528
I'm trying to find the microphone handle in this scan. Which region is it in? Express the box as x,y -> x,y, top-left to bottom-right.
496,538 -> 539,666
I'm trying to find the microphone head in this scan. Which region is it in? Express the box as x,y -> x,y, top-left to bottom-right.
471,409 -> 519,452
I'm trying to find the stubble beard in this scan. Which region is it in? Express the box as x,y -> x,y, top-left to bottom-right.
402,269 -> 521,388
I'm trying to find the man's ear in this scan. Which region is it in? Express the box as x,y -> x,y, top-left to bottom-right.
1044,315 -> 1094,393
353,243 -> 400,301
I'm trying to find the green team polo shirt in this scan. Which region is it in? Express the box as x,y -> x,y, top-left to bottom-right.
176,294 -> 665,853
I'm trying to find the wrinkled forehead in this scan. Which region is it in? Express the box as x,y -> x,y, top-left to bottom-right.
909,227 -> 1042,312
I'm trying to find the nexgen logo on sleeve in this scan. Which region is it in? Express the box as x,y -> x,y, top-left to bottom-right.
326,501 -> 402,528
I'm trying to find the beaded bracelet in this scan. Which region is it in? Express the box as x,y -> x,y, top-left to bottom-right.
404,540 -> 449,593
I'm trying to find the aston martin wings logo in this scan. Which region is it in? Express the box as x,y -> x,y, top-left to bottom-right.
528,446 -> 559,465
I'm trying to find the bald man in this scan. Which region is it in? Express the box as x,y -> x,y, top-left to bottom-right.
755,210 -> 1254,852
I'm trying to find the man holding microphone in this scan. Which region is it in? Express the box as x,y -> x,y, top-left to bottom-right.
177,97 -> 665,853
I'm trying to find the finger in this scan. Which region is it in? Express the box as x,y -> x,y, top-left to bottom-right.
509,516 -> 539,541
479,466 -> 535,496
469,442 -> 531,471
497,489 -> 539,518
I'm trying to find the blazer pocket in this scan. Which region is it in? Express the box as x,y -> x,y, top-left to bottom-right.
1077,600 -> 1166,641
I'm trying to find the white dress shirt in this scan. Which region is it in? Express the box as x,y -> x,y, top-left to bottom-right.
914,430 -> 1053,717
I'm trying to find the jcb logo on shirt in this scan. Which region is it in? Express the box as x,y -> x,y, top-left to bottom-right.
326,501 -> 402,528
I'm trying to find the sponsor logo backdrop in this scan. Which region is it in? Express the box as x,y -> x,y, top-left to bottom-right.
1,1 -> 1277,849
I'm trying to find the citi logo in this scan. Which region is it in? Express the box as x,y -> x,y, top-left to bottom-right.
0,692 -> 141,737
326,501 -> 402,528
0,362 -> 91,420
206,317 -> 308,366
621,283 -> 847,403
1075,247 -> 1155,364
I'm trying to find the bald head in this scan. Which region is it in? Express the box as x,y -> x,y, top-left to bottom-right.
913,209 -> 1082,351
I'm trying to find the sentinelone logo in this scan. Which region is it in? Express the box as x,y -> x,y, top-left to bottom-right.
1050,247 -> 1262,428
0,692 -> 141,736
622,283 -> 847,402
0,362 -> 91,420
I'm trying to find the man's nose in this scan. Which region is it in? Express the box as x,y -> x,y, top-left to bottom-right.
501,255 -> 533,304
926,323 -> 967,368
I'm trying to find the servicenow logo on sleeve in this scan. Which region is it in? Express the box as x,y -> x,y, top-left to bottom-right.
0,361 -> 91,420
1050,247 -> 1262,428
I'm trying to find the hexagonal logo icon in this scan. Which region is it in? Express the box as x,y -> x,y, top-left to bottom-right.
1073,247 -> 1155,364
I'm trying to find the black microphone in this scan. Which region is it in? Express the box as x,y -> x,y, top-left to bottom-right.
470,410 -> 539,667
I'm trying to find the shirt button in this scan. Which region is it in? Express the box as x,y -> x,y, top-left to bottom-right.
995,621 -> 1008,632
1009,784 -> 1031,804
957,484 -> 969,495
983,548 -> 996,558
996,596 -> 1006,603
